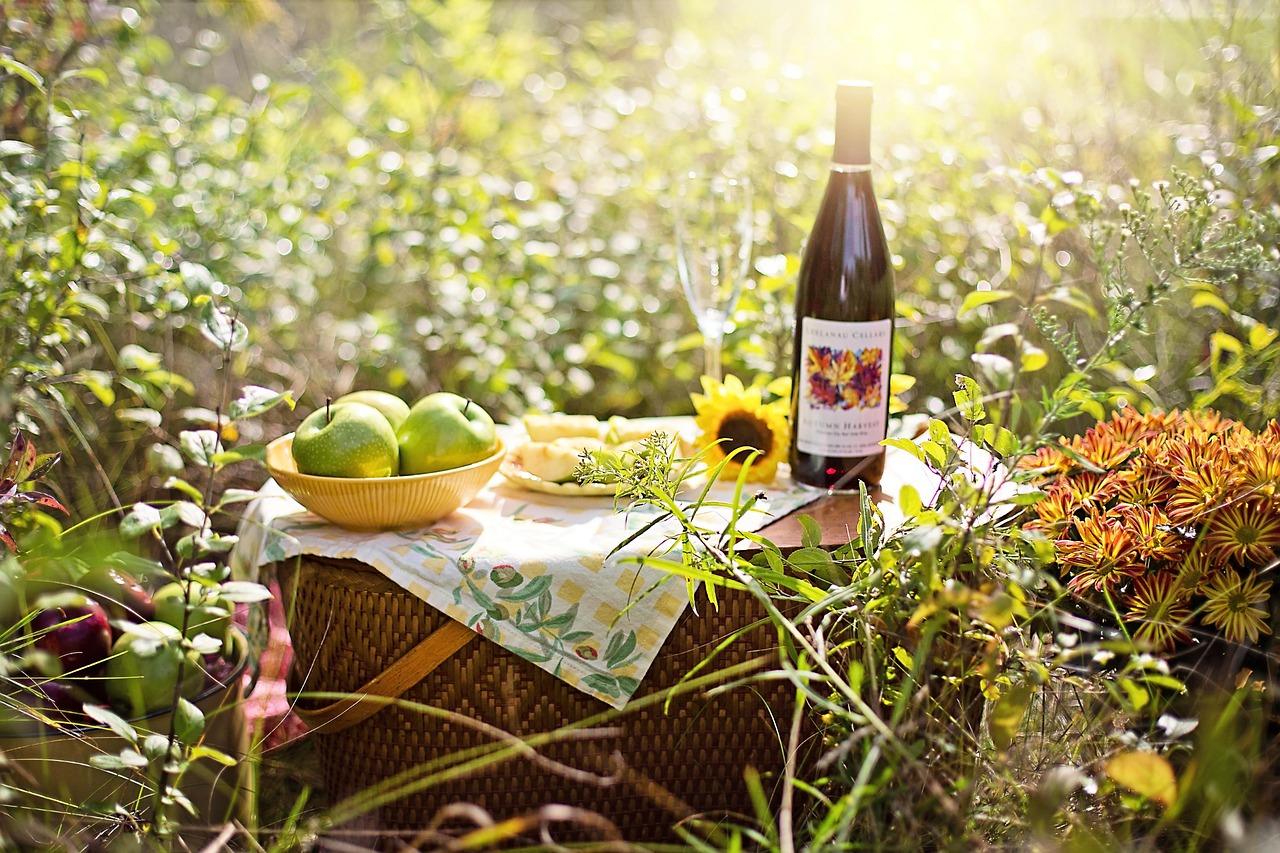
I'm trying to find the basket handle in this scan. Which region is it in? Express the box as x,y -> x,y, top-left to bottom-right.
294,617 -> 477,735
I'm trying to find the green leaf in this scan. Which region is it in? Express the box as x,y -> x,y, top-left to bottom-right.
798,514 -> 823,549
119,344 -> 162,372
56,67 -> 109,87
180,430 -> 221,467
173,698 -> 205,743
983,425 -> 1019,457
142,734 -> 172,760
164,501 -> 208,529
188,745 -> 237,767
212,446 -> 266,466
928,419 -> 952,449
219,488 -> 263,505
0,56 -> 44,89
958,289 -> 1015,319
217,581 -> 273,603
82,704 -> 138,744
989,684 -> 1034,752
882,438 -> 925,462
119,503 -> 163,539
199,302 -> 248,352
1120,677 -> 1150,711
75,371 -> 116,406
118,408 -> 163,428
0,140 -> 35,158
1105,751 -> 1177,807
230,386 -> 294,420
953,375 -> 986,422
164,477 -> 206,503
898,484 -> 923,517
90,750 -> 149,770
789,546 -> 843,585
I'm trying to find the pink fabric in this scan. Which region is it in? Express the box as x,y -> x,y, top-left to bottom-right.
239,580 -> 308,752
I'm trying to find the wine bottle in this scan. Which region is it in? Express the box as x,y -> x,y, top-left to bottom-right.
788,81 -> 895,491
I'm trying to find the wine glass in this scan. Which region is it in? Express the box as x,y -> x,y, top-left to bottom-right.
673,171 -> 753,382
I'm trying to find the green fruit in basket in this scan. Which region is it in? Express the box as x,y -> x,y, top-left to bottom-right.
104,621 -> 206,719
397,393 -> 498,475
292,401 -> 399,478
152,581 -> 231,645
334,390 -> 412,431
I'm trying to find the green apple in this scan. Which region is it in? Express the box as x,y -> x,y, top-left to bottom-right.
291,401 -> 399,478
152,581 -> 231,645
104,621 -> 206,719
397,393 -> 498,475
334,390 -> 411,431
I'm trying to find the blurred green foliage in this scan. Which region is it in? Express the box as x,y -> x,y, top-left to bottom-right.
1,0 -> 1277,509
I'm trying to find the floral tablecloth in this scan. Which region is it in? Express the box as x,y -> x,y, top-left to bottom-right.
232,422 -> 830,708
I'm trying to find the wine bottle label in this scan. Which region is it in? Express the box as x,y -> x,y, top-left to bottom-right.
795,317 -> 892,457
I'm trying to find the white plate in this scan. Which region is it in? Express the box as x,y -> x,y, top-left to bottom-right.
499,455 -> 618,497
498,415 -> 701,497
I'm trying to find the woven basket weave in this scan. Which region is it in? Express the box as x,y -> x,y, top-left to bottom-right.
279,555 -> 813,843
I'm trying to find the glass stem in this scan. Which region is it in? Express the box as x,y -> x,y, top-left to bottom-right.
704,333 -> 723,381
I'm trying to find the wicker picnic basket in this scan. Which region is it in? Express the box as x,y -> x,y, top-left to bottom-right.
278,554 -> 815,843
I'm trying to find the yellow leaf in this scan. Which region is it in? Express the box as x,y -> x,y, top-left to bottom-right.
988,684 -> 1034,752
1105,751 -> 1178,807
1190,290 -> 1232,315
1020,343 -> 1048,373
958,289 -> 1015,319
1248,323 -> 1277,351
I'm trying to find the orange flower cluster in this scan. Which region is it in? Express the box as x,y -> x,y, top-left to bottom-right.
1019,409 -> 1280,650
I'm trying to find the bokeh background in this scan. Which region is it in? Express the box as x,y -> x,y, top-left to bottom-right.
2,0 -> 1277,516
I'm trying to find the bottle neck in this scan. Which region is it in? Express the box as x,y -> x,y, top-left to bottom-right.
829,162 -> 872,174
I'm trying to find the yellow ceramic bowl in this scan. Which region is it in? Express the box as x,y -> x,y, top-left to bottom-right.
265,434 -> 505,532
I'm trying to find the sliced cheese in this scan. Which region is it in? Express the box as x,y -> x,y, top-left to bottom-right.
520,437 -> 605,483
522,413 -> 604,442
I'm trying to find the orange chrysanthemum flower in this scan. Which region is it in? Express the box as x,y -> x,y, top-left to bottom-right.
1071,428 -> 1137,470
1040,409 -> 1279,653
1116,505 -> 1188,565
1200,569 -> 1273,645
1017,444 -> 1074,476
1173,546 -> 1218,596
1109,462 -> 1177,508
1201,500 -> 1280,567
1125,574 -> 1194,650
1237,442 -> 1280,499
1059,512 -> 1145,594
1026,484 -> 1080,534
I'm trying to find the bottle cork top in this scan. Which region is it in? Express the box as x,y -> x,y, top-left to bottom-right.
833,80 -> 873,166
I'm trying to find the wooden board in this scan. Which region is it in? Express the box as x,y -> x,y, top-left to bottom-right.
756,490 -> 888,552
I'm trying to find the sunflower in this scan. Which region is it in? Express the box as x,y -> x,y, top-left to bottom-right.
691,374 -> 790,483
1200,568 -> 1273,645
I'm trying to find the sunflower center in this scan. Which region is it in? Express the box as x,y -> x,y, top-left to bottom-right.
717,411 -> 773,458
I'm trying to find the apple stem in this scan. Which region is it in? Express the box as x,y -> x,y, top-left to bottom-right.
326,397 -> 332,424
463,399 -> 472,416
